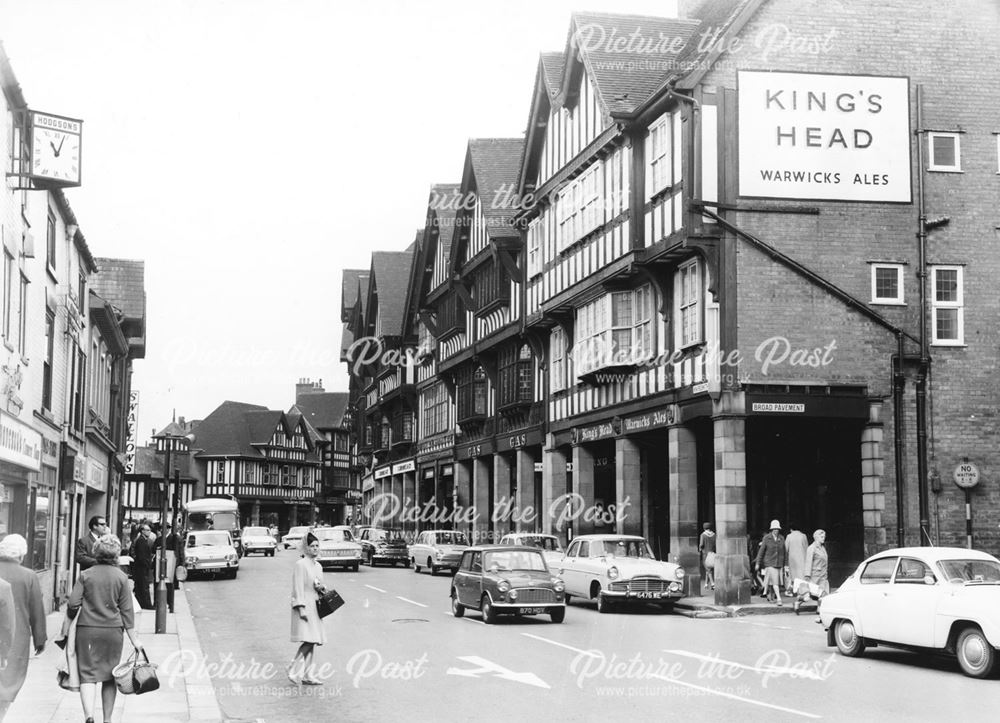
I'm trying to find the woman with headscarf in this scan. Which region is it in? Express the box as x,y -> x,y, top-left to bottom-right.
0,534 -> 41,720
67,534 -> 143,723
287,531 -> 326,685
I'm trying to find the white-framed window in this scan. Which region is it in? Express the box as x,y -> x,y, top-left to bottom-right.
556,162 -> 604,252
556,182 -> 578,252
870,263 -> 905,305
648,114 -> 672,195
927,132 -> 961,172
931,265 -> 964,346
527,218 -> 543,279
575,285 -> 654,377
2,249 -> 13,341
550,326 -> 567,392
677,259 -> 703,348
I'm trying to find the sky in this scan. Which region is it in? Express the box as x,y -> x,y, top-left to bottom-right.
0,0 -> 678,441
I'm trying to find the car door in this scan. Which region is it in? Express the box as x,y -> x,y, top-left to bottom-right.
883,557 -> 940,646
464,552 -> 484,606
853,556 -> 899,640
560,541 -> 589,596
454,551 -> 473,605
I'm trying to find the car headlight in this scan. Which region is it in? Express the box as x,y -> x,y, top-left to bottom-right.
674,568 -> 685,580
607,566 -> 619,580
225,553 -> 238,561
553,579 -> 565,592
436,551 -> 443,559
187,556 -> 198,563
497,580 -> 511,593
508,589 -> 518,601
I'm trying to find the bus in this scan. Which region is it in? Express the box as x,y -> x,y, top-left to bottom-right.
180,497 -> 243,556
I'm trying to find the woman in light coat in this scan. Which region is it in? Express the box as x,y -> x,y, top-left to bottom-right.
288,532 -> 326,685
0,534 -> 46,720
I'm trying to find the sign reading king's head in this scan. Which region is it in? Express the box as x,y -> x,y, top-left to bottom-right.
738,70 -> 911,203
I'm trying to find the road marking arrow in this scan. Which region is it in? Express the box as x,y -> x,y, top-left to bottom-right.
446,656 -> 550,689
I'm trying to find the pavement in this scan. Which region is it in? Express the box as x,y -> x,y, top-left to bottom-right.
673,587 -> 826,618
7,584 -> 223,723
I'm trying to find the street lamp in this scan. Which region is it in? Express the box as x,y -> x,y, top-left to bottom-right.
152,429 -> 191,634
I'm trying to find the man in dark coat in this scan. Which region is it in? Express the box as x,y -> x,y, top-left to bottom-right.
0,534 -> 46,719
75,515 -> 108,571
131,523 -> 156,609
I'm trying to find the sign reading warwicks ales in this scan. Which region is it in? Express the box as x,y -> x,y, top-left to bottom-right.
738,70 -> 911,203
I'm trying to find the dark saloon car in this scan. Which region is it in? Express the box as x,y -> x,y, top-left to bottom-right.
358,527 -> 411,567
451,545 -> 566,624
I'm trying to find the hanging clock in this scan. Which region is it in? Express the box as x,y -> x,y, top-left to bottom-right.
29,111 -> 83,187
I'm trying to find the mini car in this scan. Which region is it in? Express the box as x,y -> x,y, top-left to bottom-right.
820,546 -> 1000,678
499,532 -> 565,568
314,525 -> 362,572
241,526 -> 277,556
410,530 -> 470,575
282,525 -> 311,549
182,530 -> 240,579
557,534 -> 685,613
451,545 -> 566,624
358,528 -> 411,567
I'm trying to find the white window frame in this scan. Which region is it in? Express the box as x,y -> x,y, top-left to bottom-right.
676,259 -> 703,348
550,326 -> 567,392
930,265 -> 964,346
870,263 -> 905,305
648,114 -> 672,196
527,218 -> 543,279
996,134 -> 1000,174
927,132 -> 961,172
574,285 -> 653,377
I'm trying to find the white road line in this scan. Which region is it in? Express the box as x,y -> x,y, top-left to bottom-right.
364,584 -> 387,593
520,633 -> 601,658
646,672 -> 821,719
662,649 -> 823,680
396,596 -> 428,608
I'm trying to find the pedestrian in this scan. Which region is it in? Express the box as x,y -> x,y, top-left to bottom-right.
0,534 -> 46,721
287,532 -> 326,685
754,520 -> 787,605
698,522 -> 716,591
153,525 -> 178,613
784,523 -> 808,596
797,529 -> 830,622
131,523 -> 155,610
76,516 -> 109,572
66,535 -> 143,723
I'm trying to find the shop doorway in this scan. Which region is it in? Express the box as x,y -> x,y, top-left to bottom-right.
746,417 -> 864,585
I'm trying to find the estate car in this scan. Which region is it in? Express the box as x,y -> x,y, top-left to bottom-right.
451,545 -> 566,624
181,530 -> 240,579
499,533 -> 565,568
241,526 -> 277,556
410,530 -> 470,575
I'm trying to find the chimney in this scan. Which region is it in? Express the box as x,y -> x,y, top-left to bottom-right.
296,378 -> 316,401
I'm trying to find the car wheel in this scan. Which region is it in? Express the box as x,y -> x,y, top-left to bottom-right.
564,594 -> 571,606
550,607 -> 566,624
450,568 -> 458,576
596,591 -> 614,614
834,619 -> 866,657
351,563 -> 359,572
956,627 -> 996,678
481,595 -> 497,624
413,558 -> 421,573
402,559 -> 411,568
428,558 -> 437,575
451,591 -> 465,618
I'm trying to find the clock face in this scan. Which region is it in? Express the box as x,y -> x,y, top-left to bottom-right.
29,113 -> 83,186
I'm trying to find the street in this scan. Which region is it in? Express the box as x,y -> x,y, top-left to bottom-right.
182,549 -> 995,723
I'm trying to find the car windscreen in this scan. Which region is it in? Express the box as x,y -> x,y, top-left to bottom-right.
244,527 -> 268,536
187,512 -> 238,531
374,530 -> 405,542
288,527 -> 310,535
436,532 -> 468,546
484,550 -> 547,572
599,540 -> 653,558
519,536 -> 562,552
189,532 -> 231,547
314,529 -> 351,542
937,559 -> 1000,583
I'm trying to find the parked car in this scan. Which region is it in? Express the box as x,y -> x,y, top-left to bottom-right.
314,525 -> 362,572
499,533 -> 565,568
410,530 -> 470,575
557,534 -> 685,613
358,528 -> 410,567
241,526 -> 277,556
451,545 -> 566,623
282,525 -> 311,549
181,530 -> 240,579
820,546 -> 1000,678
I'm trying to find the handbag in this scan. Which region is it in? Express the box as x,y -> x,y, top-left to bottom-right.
316,588 -> 345,618
113,649 -> 159,695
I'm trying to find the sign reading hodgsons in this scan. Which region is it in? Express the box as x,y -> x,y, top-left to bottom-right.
738,71 -> 911,202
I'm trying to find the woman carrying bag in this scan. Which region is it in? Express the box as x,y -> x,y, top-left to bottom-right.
66,535 -> 143,723
287,532 -> 326,685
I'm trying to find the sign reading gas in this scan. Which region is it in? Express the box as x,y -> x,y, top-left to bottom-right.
738,70 -> 911,203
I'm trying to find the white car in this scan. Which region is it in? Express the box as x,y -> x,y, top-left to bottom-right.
410,530 -> 470,575
282,525 -> 311,549
314,526 -> 362,572
499,533 -> 565,568
820,546 -> 1000,678
182,530 -> 240,579
241,526 -> 277,556
557,534 -> 685,613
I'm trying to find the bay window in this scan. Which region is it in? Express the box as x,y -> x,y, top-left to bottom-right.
575,285 -> 654,377
499,344 -> 533,408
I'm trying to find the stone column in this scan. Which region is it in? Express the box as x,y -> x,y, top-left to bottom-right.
542,445 -> 568,542
669,425 -> 701,595
713,392 -> 749,605
615,437 -> 642,536
515,450 -> 536,532
392,475 -> 404,528
473,457 -> 491,545
493,454 -> 513,538
454,461 -> 472,537
403,472 -> 416,534
573,445 -> 596,536
862,401 -> 887,557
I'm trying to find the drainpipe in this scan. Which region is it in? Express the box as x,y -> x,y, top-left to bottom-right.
893,332 -> 906,547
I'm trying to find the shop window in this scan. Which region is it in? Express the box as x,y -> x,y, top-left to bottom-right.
870,264 -> 904,305
931,265 -> 964,345
676,259 -> 703,348
30,482 -> 53,571
927,132 -> 961,172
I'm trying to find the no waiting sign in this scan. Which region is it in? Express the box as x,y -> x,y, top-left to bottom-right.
954,462 -> 980,489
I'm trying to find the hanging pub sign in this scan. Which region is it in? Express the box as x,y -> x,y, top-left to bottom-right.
738,71 -> 911,203
28,111 -> 83,187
